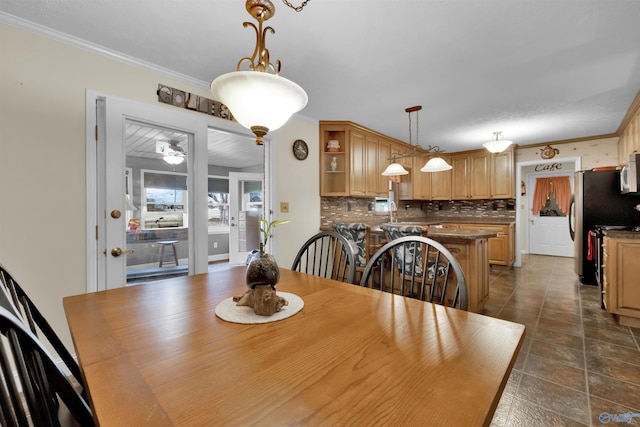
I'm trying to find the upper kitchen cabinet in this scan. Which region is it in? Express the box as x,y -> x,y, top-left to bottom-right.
412,154 -> 432,200
320,121 -> 410,198
490,148 -> 515,199
430,155 -> 453,200
319,122 -> 350,196
452,151 -> 492,200
618,105 -> 640,164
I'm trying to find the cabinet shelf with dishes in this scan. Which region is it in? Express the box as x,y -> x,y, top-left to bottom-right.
320,124 -> 349,196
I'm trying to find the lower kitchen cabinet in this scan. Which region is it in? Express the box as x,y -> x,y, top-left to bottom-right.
603,236 -> 640,327
458,223 -> 515,268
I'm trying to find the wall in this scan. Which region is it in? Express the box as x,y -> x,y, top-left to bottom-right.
0,23 -> 320,351
516,136 -> 619,169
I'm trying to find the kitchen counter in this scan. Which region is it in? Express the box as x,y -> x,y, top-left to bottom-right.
602,229 -> 640,239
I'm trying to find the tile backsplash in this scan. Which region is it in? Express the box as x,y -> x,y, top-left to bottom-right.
321,197 -> 516,228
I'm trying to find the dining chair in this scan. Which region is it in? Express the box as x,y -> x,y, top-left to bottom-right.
359,236 -> 468,310
0,306 -> 95,427
332,223 -> 370,280
291,231 -> 357,284
0,265 -> 86,396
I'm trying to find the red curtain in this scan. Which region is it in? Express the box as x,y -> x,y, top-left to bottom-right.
531,176 -> 572,215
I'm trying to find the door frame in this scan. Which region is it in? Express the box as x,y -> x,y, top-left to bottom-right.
526,170 -> 574,257
514,156 -> 581,267
85,90 -> 267,292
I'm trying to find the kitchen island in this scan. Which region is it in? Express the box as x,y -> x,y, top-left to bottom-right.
370,223 -> 498,313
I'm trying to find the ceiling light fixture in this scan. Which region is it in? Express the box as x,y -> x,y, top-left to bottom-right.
159,140 -> 186,165
483,131 -> 513,153
210,0 -> 309,145
382,106 -> 452,174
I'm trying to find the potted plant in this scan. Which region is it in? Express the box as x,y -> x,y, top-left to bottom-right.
245,218 -> 291,288
241,218 -> 291,315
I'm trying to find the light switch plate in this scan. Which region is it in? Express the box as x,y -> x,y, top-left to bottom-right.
280,202 -> 289,213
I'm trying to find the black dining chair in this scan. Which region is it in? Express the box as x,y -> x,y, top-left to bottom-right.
291,231 -> 357,284
0,265 -> 87,397
359,236 -> 468,310
0,306 -> 95,427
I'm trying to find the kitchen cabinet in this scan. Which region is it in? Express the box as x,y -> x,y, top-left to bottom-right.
490,148 -> 515,199
390,141 -> 413,200
412,154 -> 431,200
320,121 -> 410,198
319,123 -> 349,196
456,223 -> 515,268
430,155 -> 453,200
425,232 -> 491,313
451,156 -> 469,199
451,151 -> 492,199
603,236 -> 640,327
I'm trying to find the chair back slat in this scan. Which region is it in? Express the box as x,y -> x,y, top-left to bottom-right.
0,265 -> 88,404
292,231 -> 357,284
359,236 -> 468,310
0,307 -> 95,426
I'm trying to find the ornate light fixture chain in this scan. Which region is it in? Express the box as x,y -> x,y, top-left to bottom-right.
281,0 -> 310,12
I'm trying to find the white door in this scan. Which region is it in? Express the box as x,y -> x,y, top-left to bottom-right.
528,172 -> 574,257
90,93 -> 208,291
228,172 -> 263,264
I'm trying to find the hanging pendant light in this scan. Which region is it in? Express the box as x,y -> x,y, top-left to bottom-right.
211,0 -> 308,145
382,160 -> 409,176
421,156 -> 452,172
483,131 -> 513,153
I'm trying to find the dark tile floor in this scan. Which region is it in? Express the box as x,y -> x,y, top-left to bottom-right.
486,254 -> 640,427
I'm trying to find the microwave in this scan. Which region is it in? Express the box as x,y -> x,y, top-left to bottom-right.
621,153 -> 640,194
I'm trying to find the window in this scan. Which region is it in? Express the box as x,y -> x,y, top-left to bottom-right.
142,171 -> 187,229
208,177 -> 230,233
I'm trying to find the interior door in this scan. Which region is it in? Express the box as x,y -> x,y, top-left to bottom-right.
228,172 -> 263,264
95,94 -> 206,290
527,173 -> 574,257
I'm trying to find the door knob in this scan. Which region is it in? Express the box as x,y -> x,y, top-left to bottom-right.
111,247 -> 134,257
111,210 -> 122,218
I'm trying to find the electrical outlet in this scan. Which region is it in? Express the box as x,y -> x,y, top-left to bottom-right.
214,242 -> 218,248
280,202 -> 289,213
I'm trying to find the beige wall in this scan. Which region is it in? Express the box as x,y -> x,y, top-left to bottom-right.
515,136 -> 619,169
0,23 -> 320,351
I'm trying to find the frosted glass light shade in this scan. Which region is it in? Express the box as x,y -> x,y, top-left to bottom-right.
420,157 -> 452,172
381,162 -> 409,176
211,71 -> 308,132
483,139 -> 513,153
163,154 -> 185,165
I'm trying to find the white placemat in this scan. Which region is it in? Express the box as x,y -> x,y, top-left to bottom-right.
215,292 -> 304,324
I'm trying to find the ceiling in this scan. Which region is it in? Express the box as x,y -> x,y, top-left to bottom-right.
2,0 -> 640,154
126,122 -> 263,169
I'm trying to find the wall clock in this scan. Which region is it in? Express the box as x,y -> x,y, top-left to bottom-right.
293,139 -> 308,160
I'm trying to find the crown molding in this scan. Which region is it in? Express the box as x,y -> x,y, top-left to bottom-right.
0,11 -> 209,90
616,90 -> 640,136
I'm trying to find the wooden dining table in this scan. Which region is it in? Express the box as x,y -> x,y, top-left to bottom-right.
63,266 -> 525,426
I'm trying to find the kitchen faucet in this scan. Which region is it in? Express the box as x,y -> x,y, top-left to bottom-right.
389,201 -> 397,223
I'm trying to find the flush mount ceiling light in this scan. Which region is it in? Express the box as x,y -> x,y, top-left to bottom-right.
157,140 -> 186,165
483,131 -> 513,153
210,0 -> 309,145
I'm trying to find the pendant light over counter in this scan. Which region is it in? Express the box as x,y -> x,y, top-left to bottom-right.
381,106 -> 452,177
210,0 -> 309,145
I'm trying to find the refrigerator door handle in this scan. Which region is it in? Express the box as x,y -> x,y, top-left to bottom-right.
568,194 -> 575,241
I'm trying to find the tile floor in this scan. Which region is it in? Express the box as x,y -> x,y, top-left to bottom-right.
485,254 -> 640,427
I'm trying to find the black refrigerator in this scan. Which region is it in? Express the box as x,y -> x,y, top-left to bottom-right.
570,168 -> 640,285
